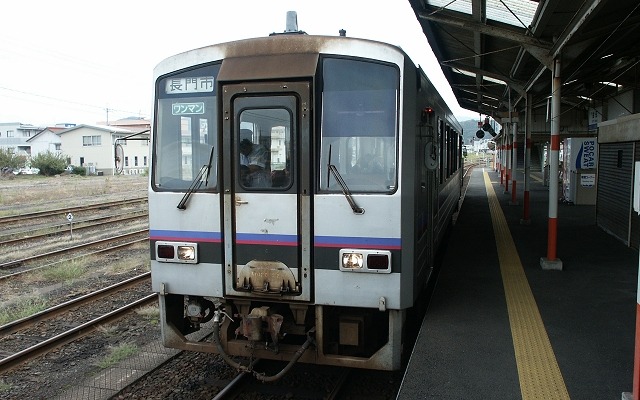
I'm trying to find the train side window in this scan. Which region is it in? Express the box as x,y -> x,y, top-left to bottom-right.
319,57 -> 399,193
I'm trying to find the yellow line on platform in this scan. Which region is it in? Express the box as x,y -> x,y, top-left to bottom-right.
483,170 -> 570,400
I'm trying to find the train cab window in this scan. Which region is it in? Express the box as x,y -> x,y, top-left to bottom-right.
319,58 -> 399,193
238,108 -> 292,190
153,64 -> 220,191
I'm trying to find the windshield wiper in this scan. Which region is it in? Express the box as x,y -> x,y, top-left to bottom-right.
177,146 -> 215,210
327,145 -> 364,214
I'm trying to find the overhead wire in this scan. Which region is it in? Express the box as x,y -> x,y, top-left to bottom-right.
559,58 -> 640,119
0,85 -> 147,119
543,2 -> 640,121
561,1 -> 640,86
0,33 -> 150,121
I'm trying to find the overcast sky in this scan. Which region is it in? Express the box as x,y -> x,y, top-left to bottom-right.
0,0 -> 478,127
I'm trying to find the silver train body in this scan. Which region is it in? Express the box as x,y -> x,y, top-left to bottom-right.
149,33 -> 462,374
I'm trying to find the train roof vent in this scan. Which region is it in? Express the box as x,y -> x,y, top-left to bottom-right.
269,11 -> 307,36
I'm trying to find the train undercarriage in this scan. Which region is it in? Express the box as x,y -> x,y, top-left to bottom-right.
158,293 -> 405,380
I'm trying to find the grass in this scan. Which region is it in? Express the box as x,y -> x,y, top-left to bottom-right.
96,324 -> 119,336
107,252 -> 149,275
97,343 -> 138,369
40,260 -> 87,283
0,296 -> 49,325
0,379 -> 11,392
136,304 -> 160,325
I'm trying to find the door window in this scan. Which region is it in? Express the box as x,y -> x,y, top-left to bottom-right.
237,108 -> 292,190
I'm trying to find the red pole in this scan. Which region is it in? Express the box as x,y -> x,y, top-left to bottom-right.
511,119 -> 518,205
633,302 -> 640,398
505,137 -> 511,193
541,59 -> 563,270
500,141 -> 504,185
522,137 -> 531,219
522,93 -> 532,223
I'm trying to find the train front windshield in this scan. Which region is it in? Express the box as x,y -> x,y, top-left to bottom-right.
153,58 -> 399,194
153,64 -> 221,191
319,58 -> 399,193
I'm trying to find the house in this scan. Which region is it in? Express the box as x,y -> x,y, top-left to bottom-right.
58,124 -> 150,175
26,127 -> 66,157
97,116 -> 151,134
0,122 -> 45,156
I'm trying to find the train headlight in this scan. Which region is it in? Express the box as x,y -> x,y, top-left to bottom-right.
339,249 -> 391,273
177,245 -> 196,261
342,252 -> 364,269
155,241 -> 198,264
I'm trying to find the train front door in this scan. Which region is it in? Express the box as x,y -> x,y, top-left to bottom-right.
221,82 -> 312,301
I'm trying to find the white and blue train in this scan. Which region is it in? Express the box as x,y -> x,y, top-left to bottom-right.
149,22 -> 462,380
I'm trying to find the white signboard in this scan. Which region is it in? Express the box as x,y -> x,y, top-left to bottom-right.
165,76 -> 214,94
580,173 -> 596,187
588,107 -> 602,131
570,138 -> 597,170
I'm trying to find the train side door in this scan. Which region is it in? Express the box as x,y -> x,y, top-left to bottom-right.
221,82 -> 311,302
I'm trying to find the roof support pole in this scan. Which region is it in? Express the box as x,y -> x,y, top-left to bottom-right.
521,93 -> 532,225
504,126 -> 511,194
499,135 -> 504,185
510,119 -> 519,205
510,100 -> 519,206
629,275 -> 640,399
494,135 -> 499,173
541,58 -> 563,271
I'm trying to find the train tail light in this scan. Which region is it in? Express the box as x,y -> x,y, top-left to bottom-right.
339,249 -> 391,273
157,244 -> 175,259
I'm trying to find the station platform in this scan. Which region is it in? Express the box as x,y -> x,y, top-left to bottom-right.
397,166 -> 638,399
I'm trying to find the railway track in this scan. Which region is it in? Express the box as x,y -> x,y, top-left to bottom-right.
211,362 -> 351,399
0,229 -> 149,273
0,211 -> 148,246
0,273 -> 157,373
0,197 -> 147,225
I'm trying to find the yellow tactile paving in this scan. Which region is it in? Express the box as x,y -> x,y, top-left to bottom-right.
483,170 -> 570,400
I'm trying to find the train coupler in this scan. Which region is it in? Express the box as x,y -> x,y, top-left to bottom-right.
235,306 -> 284,351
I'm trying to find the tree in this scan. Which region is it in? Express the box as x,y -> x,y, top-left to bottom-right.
0,148 -> 27,169
30,151 -> 68,176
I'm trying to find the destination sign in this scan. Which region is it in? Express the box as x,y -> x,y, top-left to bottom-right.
165,76 -> 214,94
172,102 -> 206,115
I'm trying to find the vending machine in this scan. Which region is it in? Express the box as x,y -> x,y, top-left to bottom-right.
562,137 -> 597,204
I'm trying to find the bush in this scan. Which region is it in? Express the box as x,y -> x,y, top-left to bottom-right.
30,151 -> 68,176
71,166 -> 86,176
0,148 -> 27,170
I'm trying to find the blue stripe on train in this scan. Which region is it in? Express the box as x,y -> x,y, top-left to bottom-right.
150,230 -> 222,242
315,235 -> 401,249
150,230 -> 400,249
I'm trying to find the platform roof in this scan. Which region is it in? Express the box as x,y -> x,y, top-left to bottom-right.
409,0 -> 640,118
